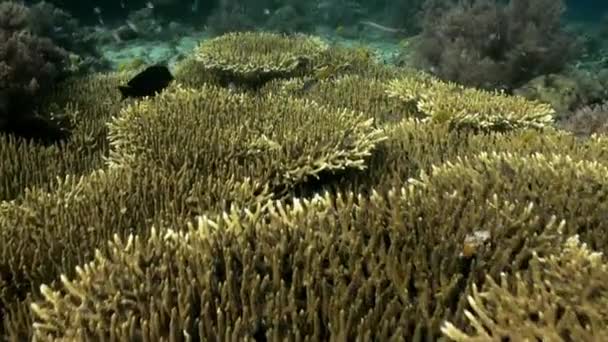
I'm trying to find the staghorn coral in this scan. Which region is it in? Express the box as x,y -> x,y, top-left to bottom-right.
30,185 -> 567,340
313,43 -> 398,78
409,151 -> 608,253
4,107 -> 608,340
107,83 -> 386,194
324,118 -> 608,200
0,80 -> 385,338
177,41 -> 399,90
172,55 -> 224,89
2,29 -> 608,340
442,235 -> 608,341
261,74 -> 421,125
0,72 -> 128,201
193,31 -> 328,88
386,73 -> 555,132
0,160 -> 275,339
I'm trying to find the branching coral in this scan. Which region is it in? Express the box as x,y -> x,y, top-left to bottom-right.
442,235 -> 608,341
193,31 -> 328,88
386,73 -> 555,132
3,20 -> 608,341
27,184 -> 567,340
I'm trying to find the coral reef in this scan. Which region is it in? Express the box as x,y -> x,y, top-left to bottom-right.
386,73 -> 555,131
262,74 -> 419,125
414,0 -> 577,90
442,235 -> 608,341
0,1 -> 111,144
26,190 -> 559,340
1,31 -> 608,340
556,102 -> 608,137
192,32 -> 329,88
0,72 -> 127,200
514,69 -> 608,114
0,1 -> 69,141
107,83 -> 385,194
26,1 -> 108,73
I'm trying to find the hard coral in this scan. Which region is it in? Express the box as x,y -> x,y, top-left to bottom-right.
414,0 -> 577,91
193,32 -> 328,88
386,73 -> 555,132
442,235 -> 608,341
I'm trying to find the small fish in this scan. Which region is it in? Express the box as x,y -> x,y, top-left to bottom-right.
112,31 -> 123,43
146,2 -> 154,9
93,7 -> 105,25
191,0 -> 199,12
118,65 -> 174,100
359,20 -> 406,34
125,20 -> 139,33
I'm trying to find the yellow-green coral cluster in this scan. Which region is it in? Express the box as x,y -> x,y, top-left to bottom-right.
0,72 -> 128,201
387,74 -> 555,131
0,31 -> 607,341
193,32 -> 328,88
108,83 -> 385,196
261,74 -> 421,125
409,151 -> 608,250
442,235 -> 608,341
29,185 -> 567,340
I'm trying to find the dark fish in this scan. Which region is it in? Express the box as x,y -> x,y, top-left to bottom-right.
1,114 -> 71,146
118,65 -> 174,99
